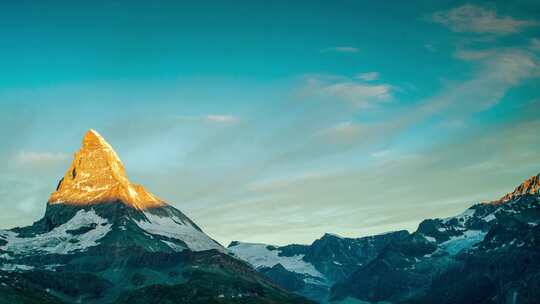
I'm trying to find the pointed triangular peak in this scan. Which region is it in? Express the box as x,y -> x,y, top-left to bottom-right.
48,129 -> 165,210
492,173 -> 540,204
82,129 -> 120,157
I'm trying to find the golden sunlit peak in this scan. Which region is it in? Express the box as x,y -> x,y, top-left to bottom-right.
83,129 -> 106,146
492,173 -> 540,204
48,129 -> 165,210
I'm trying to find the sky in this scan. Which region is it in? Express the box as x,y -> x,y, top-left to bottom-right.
0,0 -> 539,246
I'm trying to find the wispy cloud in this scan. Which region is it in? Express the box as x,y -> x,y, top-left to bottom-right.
431,4 -> 537,35
300,74 -> 393,107
419,49 -> 539,116
356,72 -> 380,81
177,114 -> 239,125
205,115 -> 238,124
320,121 -> 366,144
321,46 -> 359,53
15,151 -> 69,165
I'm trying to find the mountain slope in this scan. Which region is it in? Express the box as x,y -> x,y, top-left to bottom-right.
0,129 -> 313,304
229,173 -> 540,304
228,231 -> 409,302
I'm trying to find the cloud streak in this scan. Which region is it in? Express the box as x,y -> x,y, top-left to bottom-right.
15,151 -> 69,166
205,115 -> 239,124
321,46 -> 359,53
300,74 -> 393,107
431,4 -> 537,35
177,114 -> 239,125
356,72 -> 380,81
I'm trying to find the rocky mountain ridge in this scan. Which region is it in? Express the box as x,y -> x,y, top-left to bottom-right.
230,172 -> 540,303
492,173 -> 540,204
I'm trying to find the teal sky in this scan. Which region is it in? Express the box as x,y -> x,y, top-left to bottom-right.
1,1 -> 539,245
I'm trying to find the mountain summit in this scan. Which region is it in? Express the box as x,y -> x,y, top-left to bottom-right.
48,129 -> 164,210
493,173 -> 540,204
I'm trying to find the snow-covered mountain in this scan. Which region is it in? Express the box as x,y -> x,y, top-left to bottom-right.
1,129 -> 223,262
230,173 -> 540,304
0,130 -> 313,304
228,241 -> 330,301
229,230 -> 409,302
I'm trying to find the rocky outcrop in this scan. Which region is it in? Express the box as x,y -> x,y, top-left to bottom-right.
493,173 -> 540,204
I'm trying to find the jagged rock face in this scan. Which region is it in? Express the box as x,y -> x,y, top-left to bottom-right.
493,173 -> 540,204
48,129 -> 164,210
303,231 -> 410,283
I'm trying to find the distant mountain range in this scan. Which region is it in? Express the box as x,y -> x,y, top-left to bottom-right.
229,173 -> 540,304
0,130 -> 312,304
1,129 -> 538,304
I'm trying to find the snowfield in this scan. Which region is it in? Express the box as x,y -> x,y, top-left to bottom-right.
439,230 -> 487,255
136,211 -> 224,252
0,264 -> 35,272
0,209 -> 111,256
228,242 -> 324,279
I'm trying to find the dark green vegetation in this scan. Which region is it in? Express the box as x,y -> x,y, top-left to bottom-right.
114,270 -> 313,304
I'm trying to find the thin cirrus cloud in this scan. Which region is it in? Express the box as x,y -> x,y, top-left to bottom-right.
356,72 -> 380,81
177,114 -> 239,125
322,121 -> 365,143
406,48 -> 539,124
15,151 -> 69,166
205,115 -> 239,124
300,74 -> 393,107
431,4 -> 537,35
321,46 -> 359,53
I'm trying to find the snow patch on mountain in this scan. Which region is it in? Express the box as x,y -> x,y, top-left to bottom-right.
483,213 -> 497,222
439,230 -> 487,255
0,264 -> 35,272
0,209 -> 111,256
228,242 -> 324,278
423,235 -> 436,243
136,211 -> 223,252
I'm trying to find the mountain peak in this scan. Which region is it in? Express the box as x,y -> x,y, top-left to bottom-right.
492,173 -> 540,204
48,129 -> 165,210
82,129 -> 112,148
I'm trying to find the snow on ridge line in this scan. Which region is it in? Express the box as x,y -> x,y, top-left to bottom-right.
135,211 -> 224,252
228,242 -> 324,278
0,209 -> 111,256
441,208 -> 476,224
